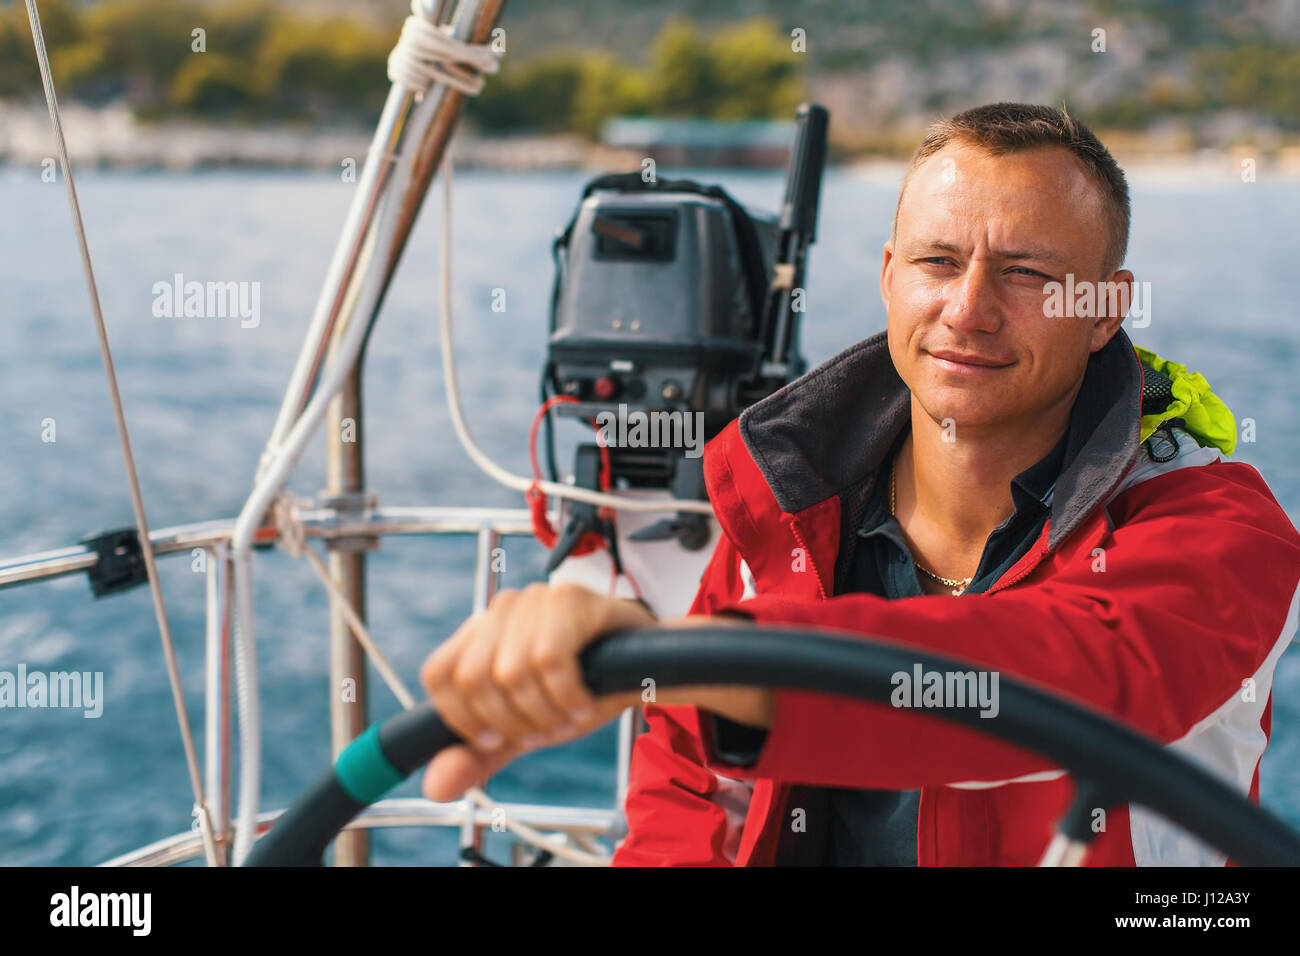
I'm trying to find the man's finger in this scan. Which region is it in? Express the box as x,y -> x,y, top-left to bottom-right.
421,744 -> 516,803
495,586 -> 573,734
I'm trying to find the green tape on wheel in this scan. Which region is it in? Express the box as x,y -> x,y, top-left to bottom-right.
335,723 -> 405,804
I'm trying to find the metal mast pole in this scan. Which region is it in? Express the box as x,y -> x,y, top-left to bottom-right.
326,362 -> 374,866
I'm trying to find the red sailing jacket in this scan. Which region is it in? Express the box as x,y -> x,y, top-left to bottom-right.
612,330 -> 1300,866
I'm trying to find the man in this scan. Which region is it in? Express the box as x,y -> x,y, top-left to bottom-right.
419,103 -> 1300,865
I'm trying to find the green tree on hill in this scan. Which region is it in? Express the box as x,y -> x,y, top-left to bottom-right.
0,0 -> 83,98
470,16 -> 805,134
647,18 -> 717,115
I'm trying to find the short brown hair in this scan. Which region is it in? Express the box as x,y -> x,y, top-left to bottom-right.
893,103 -> 1131,276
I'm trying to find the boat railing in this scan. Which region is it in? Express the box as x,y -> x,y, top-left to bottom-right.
1,502 -> 630,866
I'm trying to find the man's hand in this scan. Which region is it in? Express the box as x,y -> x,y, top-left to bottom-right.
418,581 -> 772,802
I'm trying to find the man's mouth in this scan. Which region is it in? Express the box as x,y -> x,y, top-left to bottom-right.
925,349 -> 1015,371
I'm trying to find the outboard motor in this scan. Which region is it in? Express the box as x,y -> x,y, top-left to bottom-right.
540,104 -> 829,571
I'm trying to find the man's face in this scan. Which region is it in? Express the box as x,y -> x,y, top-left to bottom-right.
881,142 -> 1130,433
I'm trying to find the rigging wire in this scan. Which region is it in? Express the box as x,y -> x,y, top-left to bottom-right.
274,495 -> 418,710
22,0 -> 217,866
274,495 -> 610,864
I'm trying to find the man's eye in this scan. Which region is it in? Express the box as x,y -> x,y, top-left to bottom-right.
1008,266 -> 1048,278
920,257 -> 955,267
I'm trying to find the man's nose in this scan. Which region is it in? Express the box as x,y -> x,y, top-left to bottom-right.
940,263 -> 1002,333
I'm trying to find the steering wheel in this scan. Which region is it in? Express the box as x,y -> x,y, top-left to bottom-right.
243,625 -> 1300,866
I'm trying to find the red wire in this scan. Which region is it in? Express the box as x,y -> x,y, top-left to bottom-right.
527,395 -> 613,553
527,395 -> 612,493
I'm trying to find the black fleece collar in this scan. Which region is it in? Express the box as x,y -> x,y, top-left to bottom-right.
736,328 -> 1143,553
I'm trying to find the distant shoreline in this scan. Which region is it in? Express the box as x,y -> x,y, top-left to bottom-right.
3,103 -> 1299,176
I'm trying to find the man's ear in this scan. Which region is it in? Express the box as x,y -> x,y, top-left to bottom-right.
880,241 -> 895,312
1091,269 -> 1134,352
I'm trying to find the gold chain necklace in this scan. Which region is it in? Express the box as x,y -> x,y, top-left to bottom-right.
890,457 -> 973,596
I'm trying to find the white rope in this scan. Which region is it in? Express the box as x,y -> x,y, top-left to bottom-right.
229,0 -> 622,865
229,551 -> 260,865
228,75 -> 432,865
22,0 -> 218,868
229,2 -> 509,865
436,155 -> 716,516
259,1 -> 493,469
388,0 -> 500,96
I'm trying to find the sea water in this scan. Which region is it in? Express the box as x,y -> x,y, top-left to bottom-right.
0,165 -> 1296,865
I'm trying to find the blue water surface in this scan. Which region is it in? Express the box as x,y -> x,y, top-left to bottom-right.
0,163 -> 1296,865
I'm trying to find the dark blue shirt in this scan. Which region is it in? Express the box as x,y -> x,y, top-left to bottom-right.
820,428 -> 1067,865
